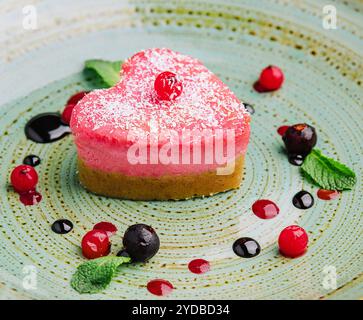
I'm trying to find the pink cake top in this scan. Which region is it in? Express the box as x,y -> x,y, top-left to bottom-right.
70,48 -> 250,176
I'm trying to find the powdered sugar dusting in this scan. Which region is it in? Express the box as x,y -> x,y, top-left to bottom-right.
71,48 -> 250,142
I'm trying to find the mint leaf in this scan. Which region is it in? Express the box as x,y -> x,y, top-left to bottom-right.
71,256 -> 130,294
84,59 -> 122,87
301,149 -> 356,190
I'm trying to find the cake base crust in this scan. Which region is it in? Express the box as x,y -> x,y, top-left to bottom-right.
78,156 -> 244,200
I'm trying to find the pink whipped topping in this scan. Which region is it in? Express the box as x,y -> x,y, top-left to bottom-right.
70,48 -> 250,177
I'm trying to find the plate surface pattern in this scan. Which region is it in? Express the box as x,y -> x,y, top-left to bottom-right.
0,0 -> 362,299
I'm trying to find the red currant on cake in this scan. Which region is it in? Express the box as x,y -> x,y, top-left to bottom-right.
10,165 -> 38,193
258,65 -> 284,91
81,230 -> 111,259
278,225 -> 308,258
154,71 -> 183,101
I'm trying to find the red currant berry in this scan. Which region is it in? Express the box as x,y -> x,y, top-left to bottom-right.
154,71 -> 183,101
93,222 -> 118,237
67,91 -> 88,105
278,225 -> 308,258
10,165 -> 38,193
258,65 -> 284,91
61,104 -> 75,125
81,230 -> 110,259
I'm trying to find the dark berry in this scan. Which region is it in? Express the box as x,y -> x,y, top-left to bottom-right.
23,155 -> 41,167
116,249 -> 130,258
292,190 -> 314,209
278,225 -> 308,258
81,230 -> 110,259
258,65 -> 284,91
123,224 -> 160,262
233,237 -> 261,258
282,123 -> 317,156
10,165 -> 38,193
154,71 -> 183,101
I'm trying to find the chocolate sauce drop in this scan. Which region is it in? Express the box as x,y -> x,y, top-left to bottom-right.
288,154 -> 305,166
25,113 -> 71,143
292,191 -> 314,209
51,219 -> 73,234
233,237 -> 261,258
23,155 -> 41,167
243,103 -> 255,115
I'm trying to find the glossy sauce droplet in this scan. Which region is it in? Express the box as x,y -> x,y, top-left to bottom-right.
252,199 -> 279,219
292,191 -> 314,209
25,113 -> 71,143
288,154 -> 304,166
243,103 -> 255,115
19,190 -> 42,206
93,222 -> 118,237
277,125 -> 289,136
51,219 -> 73,234
23,155 -> 41,167
188,259 -> 210,274
233,237 -> 261,258
147,279 -> 174,296
317,189 -> 340,200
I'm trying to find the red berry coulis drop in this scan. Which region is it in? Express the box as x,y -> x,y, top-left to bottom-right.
252,199 -> 280,219
93,222 -> 118,237
277,125 -> 290,136
188,259 -> 210,274
317,189 -> 340,200
19,190 -> 42,206
147,279 -> 174,296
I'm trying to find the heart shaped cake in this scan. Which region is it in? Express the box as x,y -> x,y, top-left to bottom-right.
70,48 -> 250,200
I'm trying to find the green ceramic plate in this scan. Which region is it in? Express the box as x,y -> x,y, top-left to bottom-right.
0,0 -> 362,299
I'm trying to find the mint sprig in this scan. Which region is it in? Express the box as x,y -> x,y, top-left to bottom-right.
84,59 -> 123,87
301,149 -> 356,190
71,256 -> 130,294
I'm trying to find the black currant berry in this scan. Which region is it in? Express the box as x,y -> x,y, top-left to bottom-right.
282,123 -> 317,156
123,224 -> 160,262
